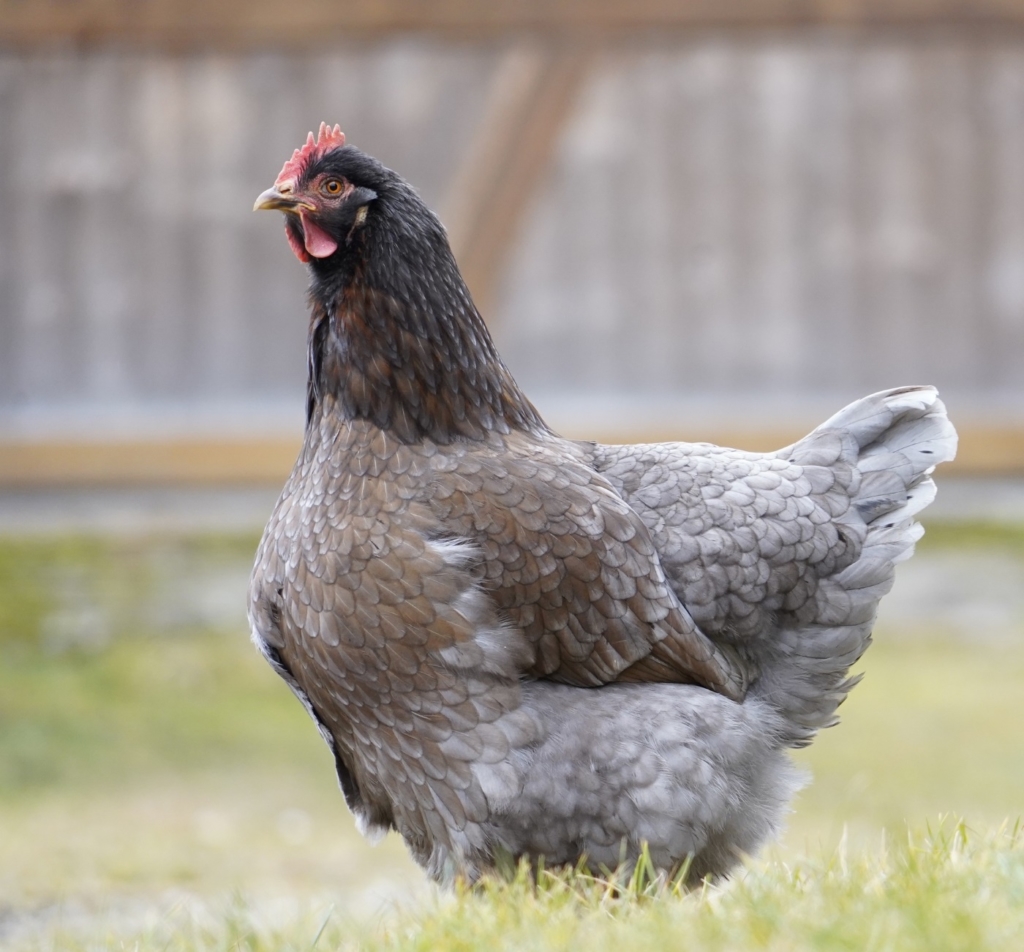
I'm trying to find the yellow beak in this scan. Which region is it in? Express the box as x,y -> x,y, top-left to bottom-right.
253,186 -> 315,213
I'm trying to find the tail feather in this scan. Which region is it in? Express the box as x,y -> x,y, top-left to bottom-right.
754,386 -> 956,748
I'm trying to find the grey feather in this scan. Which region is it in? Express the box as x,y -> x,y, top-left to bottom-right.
253,344 -> 956,885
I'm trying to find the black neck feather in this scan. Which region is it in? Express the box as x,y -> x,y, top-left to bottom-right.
305,185 -> 546,444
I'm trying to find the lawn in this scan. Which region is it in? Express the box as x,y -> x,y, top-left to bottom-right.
1,524 -> 1022,949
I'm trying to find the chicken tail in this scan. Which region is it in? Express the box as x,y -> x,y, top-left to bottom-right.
752,386 -> 957,748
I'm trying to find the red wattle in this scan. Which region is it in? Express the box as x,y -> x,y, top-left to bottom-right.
300,212 -> 339,258
285,223 -> 311,263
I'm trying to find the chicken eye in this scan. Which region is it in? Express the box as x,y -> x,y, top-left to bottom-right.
322,179 -> 344,196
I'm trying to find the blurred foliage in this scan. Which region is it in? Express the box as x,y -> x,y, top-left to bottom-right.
0,629 -> 323,797
0,534 -> 260,650
0,533 -> 299,797
0,520 -> 1015,653
0,521 -> 1016,652
921,520 -> 1024,553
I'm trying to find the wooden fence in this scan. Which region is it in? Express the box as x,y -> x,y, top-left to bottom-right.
1,31 -> 1023,480
498,33 -> 1024,402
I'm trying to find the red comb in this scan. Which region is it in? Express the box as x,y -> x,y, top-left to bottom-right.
275,122 -> 347,186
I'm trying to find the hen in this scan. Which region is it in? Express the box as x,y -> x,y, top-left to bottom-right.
249,123 -> 957,884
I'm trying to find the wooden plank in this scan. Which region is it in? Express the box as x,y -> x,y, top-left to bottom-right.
1,424 -> 1021,486
444,43 -> 594,318
0,438 -> 303,487
442,46 -> 550,277
8,1 -> 1024,50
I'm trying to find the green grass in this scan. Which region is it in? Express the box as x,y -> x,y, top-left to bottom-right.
0,625 -> 317,794
0,534 -> 294,796
1,524 -> 1023,950
16,824 -> 1024,951
349,823 -> 1024,952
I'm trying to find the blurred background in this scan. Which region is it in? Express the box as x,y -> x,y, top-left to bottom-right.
2,1 -> 1024,948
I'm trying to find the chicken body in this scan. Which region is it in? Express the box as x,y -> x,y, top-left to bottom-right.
249,127 -> 957,884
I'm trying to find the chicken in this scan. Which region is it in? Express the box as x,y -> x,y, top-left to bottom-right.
249,123 -> 957,884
